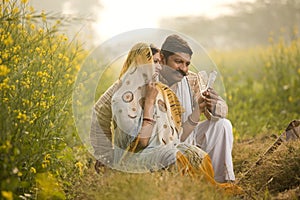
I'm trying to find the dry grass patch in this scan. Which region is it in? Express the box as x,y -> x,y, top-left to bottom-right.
234,133 -> 300,199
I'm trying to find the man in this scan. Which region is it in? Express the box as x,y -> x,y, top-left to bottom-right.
158,34 -> 235,183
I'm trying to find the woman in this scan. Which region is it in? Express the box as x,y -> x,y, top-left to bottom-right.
91,43 -> 164,170
111,42 -> 181,171
111,43 -> 242,194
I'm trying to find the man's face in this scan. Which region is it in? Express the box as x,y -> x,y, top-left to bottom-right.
162,52 -> 191,81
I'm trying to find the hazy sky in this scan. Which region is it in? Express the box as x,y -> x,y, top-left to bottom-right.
98,0 -> 253,39
30,0 -> 255,45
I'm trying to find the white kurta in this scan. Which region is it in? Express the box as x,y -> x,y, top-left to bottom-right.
176,77 -> 235,182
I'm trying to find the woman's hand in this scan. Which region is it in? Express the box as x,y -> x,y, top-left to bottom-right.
144,82 -> 158,105
138,82 -> 158,148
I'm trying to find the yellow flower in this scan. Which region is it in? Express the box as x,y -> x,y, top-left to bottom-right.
38,28 -> 43,34
47,64 -> 53,70
2,52 -> 9,60
10,84 -> 15,91
17,24 -> 23,30
12,7 -> 19,14
30,23 -> 35,30
298,68 -> 300,75
22,98 -> 30,106
4,35 -> 13,46
30,167 -> 36,174
17,171 -> 22,177
36,71 -> 43,77
45,154 -> 51,160
0,78 -> 10,90
21,0 -> 28,3
288,96 -> 293,102
0,65 -> 10,76
41,11 -> 46,22
25,14 -> 31,20
35,47 -> 41,53
21,81 -> 30,89
17,112 -> 27,123
49,121 -> 54,128
75,161 -> 84,175
42,154 -> 51,168
29,6 -> 34,12
12,46 -> 19,53
1,191 -> 13,200
39,101 -> 48,109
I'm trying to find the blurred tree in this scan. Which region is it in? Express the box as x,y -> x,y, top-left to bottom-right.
159,0 -> 300,50
29,0 -> 103,47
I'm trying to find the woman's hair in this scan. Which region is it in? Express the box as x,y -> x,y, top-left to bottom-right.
119,43 -> 152,78
161,34 -> 193,60
150,43 -> 160,55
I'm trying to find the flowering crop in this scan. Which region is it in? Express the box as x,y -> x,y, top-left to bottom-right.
0,0 -> 88,198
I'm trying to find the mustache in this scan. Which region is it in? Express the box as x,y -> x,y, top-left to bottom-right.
177,69 -> 187,76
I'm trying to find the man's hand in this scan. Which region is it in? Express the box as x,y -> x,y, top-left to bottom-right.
194,90 -> 206,114
202,88 -> 219,114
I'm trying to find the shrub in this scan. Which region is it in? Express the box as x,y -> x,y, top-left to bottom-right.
0,0 -> 87,198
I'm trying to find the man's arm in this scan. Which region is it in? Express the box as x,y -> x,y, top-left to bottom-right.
203,89 -> 228,119
90,81 -> 121,166
187,71 -> 228,119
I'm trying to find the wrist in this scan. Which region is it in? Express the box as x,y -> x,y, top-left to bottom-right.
191,106 -> 200,119
144,99 -> 155,106
188,115 -> 199,126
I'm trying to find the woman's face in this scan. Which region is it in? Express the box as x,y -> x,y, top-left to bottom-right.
152,52 -> 162,80
153,52 -> 162,71
153,52 -> 161,65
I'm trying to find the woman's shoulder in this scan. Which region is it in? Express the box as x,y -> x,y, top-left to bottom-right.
94,80 -> 121,109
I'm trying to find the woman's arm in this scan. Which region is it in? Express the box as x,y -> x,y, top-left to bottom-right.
138,82 -> 158,148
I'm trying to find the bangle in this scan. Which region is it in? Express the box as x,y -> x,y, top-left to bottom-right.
188,115 -> 199,126
143,117 -> 156,124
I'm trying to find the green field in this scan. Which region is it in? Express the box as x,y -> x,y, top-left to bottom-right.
1,1 -> 299,199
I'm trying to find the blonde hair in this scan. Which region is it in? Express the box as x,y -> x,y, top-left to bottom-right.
119,43 -> 152,79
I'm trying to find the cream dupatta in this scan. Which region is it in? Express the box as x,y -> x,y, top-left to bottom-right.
111,43 -> 183,172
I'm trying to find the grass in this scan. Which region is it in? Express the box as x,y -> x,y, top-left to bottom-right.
67,163 -> 234,200
65,133 -> 300,200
